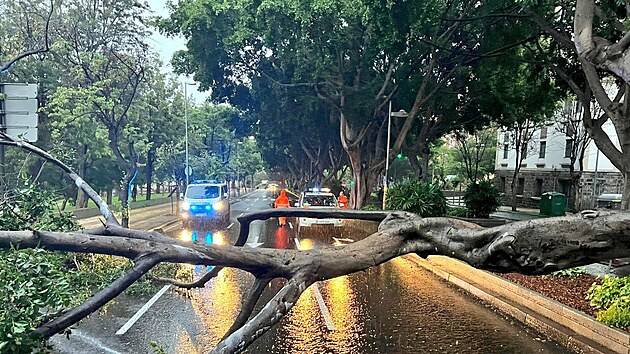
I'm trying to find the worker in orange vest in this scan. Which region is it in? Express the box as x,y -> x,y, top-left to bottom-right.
338,191 -> 349,209
274,189 -> 290,226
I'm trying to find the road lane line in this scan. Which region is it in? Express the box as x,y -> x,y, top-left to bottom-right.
246,207 -> 250,211
115,285 -> 170,335
288,221 -> 293,229
239,213 -> 244,217
227,222 -> 234,229
72,330 -> 126,354
292,235 -> 334,330
313,285 -> 335,331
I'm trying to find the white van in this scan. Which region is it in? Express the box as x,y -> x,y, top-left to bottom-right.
181,180 -> 230,228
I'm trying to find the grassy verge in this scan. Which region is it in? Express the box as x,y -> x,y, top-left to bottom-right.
59,193 -> 173,212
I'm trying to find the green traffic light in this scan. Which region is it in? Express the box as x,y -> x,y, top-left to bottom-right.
396,153 -> 403,159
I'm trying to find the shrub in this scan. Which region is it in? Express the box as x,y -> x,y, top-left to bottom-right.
447,207 -> 468,217
0,181 -> 182,350
587,276 -> 630,329
385,180 -> 447,217
361,204 -> 380,211
0,248 -> 75,352
463,181 -> 501,218
551,267 -> 587,277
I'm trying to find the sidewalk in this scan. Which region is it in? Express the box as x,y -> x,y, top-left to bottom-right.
78,188 -> 260,230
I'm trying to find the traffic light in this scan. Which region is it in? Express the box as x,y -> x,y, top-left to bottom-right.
396,152 -> 403,159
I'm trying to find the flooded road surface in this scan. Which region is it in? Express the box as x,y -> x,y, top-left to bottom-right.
53,189 -> 573,354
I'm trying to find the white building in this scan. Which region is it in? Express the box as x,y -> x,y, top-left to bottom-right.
494,101 -> 622,210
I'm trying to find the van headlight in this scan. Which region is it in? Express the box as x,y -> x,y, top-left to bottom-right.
212,201 -> 224,210
182,201 -> 190,211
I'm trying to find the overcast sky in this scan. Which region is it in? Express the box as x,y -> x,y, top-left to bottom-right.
146,0 -> 210,103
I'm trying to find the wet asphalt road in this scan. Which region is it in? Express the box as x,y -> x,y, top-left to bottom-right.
52,189 -> 573,354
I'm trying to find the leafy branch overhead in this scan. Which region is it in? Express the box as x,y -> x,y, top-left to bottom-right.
1,134 -> 630,353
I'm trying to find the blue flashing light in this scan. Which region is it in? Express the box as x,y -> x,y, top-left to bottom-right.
192,179 -> 219,184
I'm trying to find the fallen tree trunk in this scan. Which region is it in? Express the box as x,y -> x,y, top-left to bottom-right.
2,134 -> 629,353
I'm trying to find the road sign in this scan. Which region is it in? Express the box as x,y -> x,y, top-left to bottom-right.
0,83 -> 38,142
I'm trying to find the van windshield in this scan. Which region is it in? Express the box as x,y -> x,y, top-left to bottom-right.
302,194 -> 337,207
187,185 -> 220,199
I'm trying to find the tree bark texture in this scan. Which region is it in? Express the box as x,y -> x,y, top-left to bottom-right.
146,149 -> 154,201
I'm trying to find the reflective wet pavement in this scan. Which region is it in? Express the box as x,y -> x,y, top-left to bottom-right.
53,189 -> 573,353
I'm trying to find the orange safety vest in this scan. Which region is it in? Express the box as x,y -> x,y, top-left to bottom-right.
338,194 -> 349,209
275,190 -> 290,208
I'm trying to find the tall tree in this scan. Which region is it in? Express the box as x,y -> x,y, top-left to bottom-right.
51,0 -> 150,225
525,0 -> 630,209
160,0 -> 556,208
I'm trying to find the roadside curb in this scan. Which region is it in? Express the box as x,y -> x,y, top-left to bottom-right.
152,218 -> 181,232
404,255 -> 629,354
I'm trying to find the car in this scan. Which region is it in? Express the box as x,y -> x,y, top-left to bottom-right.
295,188 -> 343,230
181,180 -> 230,228
596,193 -> 623,209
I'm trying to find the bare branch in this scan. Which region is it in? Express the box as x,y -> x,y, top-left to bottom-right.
0,133 -> 119,226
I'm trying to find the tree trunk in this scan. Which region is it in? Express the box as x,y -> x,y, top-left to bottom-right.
156,183 -> 161,195
420,145 -> 430,181
408,154 -> 422,177
120,167 -> 136,228
347,146 -> 368,209
106,189 -> 113,205
623,171 -> 630,210
146,149 -> 154,201
60,197 -> 68,211
510,174 -> 518,212
75,145 -> 89,209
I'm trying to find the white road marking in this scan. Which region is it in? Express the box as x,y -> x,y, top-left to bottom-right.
116,285 -> 170,335
71,330 -> 125,354
227,222 -> 234,229
292,235 -> 335,331
239,213 -> 244,217
313,284 -> 335,331
246,207 -> 250,211
246,228 -> 264,248
288,221 -> 294,229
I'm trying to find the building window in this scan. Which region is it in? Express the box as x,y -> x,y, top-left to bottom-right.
560,179 -> 571,197
565,123 -> 575,136
564,139 -> 573,158
535,178 -> 543,196
516,177 -> 525,195
540,127 -> 547,139
500,177 -> 506,192
503,144 -> 509,159
503,131 -> 509,143
539,141 -> 546,159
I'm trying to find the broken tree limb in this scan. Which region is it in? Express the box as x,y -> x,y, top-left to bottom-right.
0,134 -> 119,226
3,139 -> 630,352
2,209 -> 630,352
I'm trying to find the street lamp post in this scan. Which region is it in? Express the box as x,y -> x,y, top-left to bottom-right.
382,103 -> 409,210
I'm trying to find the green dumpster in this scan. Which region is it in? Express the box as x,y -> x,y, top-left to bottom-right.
540,192 -> 566,216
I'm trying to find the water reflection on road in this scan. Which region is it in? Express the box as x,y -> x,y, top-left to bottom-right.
175,191 -> 570,354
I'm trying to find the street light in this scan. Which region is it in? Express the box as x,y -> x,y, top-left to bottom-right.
383,102 -> 409,210
183,82 -> 195,187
